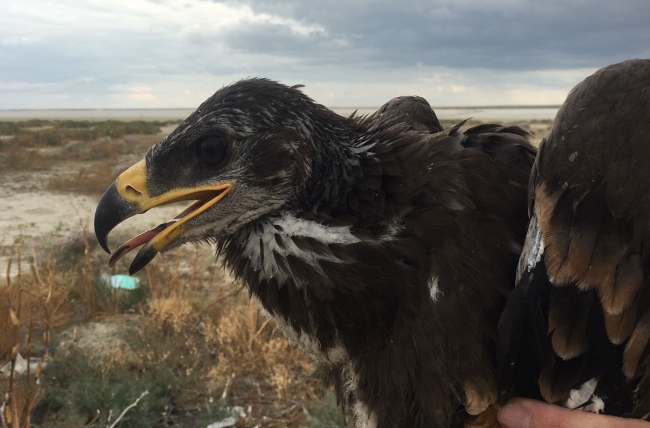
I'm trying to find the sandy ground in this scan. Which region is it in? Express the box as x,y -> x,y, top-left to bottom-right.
0,161 -> 191,277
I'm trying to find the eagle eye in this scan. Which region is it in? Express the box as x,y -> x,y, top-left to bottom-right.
195,135 -> 228,166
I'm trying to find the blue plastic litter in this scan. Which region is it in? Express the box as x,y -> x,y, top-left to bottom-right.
110,274 -> 140,290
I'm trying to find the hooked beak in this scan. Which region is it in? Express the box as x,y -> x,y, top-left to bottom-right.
94,160 -> 232,274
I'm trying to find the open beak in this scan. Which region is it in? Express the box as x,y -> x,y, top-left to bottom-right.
94,160 -> 232,274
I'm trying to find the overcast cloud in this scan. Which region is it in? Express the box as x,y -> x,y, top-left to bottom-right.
1,0 -> 648,108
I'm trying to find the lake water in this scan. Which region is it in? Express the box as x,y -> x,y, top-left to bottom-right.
0,106 -> 559,122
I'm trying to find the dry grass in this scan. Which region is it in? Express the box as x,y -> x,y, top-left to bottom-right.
147,296 -> 194,334
0,251 -> 70,359
0,120 -> 175,148
0,147 -> 51,172
47,166 -> 118,196
0,224 -> 331,427
0,120 -> 175,179
0,248 -> 69,428
197,297 -> 321,427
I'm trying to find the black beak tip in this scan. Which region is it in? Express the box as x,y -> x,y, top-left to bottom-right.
129,243 -> 158,275
94,182 -> 141,255
97,234 -> 111,254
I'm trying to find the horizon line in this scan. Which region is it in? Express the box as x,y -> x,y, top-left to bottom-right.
0,105 -> 562,112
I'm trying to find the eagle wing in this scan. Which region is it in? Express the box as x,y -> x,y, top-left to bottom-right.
497,59 -> 650,418
361,95 -> 444,133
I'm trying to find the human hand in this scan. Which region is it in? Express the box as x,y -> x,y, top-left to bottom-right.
497,399 -> 650,428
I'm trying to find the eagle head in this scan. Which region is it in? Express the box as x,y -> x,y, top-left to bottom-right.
94,78 -> 351,274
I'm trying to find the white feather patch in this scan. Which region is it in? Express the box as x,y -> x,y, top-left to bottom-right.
341,363 -> 378,428
583,395 -> 605,414
429,276 -> 441,302
516,214 -> 545,282
353,401 -> 378,428
565,378 -> 598,410
242,211 -> 402,285
241,211 -> 361,283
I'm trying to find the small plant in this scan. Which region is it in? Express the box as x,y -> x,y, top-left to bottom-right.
309,391 -> 346,428
0,119 -> 178,147
39,351 -> 166,428
43,131 -> 62,147
48,166 -> 118,196
0,250 -> 62,428
0,122 -> 20,136
1,147 -> 49,171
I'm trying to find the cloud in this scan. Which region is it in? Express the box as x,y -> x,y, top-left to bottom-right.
1,36 -> 41,46
130,93 -> 156,100
297,66 -> 589,107
212,0 -> 650,70
215,19 -> 334,55
0,81 -> 55,91
111,85 -> 156,101
0,0 -> 648,108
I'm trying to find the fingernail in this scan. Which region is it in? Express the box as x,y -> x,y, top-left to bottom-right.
497,402 -> 531,428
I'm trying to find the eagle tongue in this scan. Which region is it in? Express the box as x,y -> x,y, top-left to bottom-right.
107,221 -> 176,268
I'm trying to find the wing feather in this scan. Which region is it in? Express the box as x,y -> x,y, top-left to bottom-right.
497,59 -> 650,418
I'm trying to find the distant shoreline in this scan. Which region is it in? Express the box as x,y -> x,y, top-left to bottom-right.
329,105 -> 561,110
0,106 -> 560,121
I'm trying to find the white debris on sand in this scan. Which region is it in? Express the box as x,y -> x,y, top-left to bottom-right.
0,352 -> 46,377
206,417 -> 237,428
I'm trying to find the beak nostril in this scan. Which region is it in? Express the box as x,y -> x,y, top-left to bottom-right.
124,184 -> 144,201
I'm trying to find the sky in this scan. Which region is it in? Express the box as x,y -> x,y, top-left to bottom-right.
1,0 -> 649,109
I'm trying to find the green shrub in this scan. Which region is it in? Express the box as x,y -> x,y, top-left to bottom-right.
309,391 -> 345,428
40,364 -> 168,427
0,121 -> 20,135
44,130 -> 62,146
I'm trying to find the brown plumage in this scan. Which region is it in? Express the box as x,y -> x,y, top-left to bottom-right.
364,95 -> 444,133
94,82 -> 535,427
498,59 -> 650,418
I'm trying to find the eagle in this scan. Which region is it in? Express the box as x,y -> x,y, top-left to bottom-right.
497,59 -> 650,419
94,80 -> 536,427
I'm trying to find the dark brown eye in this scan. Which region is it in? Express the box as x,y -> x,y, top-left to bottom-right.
196,135 -> 228,166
